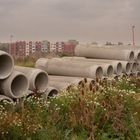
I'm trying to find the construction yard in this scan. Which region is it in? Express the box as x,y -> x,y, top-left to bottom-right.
0,45 -> 140,139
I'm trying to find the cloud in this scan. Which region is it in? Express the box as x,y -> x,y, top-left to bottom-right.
0,0 -> 140,44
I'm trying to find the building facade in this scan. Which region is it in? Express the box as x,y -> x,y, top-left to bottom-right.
9,40 -> 50,57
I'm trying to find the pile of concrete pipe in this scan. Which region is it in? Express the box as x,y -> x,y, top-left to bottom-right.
35,45 -> 140,91
74,44 -> 140,76
0,50 -> 57,103
1,43 -> 140,100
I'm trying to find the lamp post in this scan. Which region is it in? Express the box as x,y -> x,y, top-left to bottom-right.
132,25 -> 135,46
9,35 -> 13,54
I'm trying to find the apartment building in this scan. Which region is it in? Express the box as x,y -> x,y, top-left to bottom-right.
9,40 -> 50,57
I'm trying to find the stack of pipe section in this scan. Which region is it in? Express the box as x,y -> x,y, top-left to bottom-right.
0,50 -> 53,102
75,45 -> 140,77
35,58 -> 103,92
34,45 -> 140,91
48,75 -> 94,91
75,44 -> 135,62
0,50 -> 28,102
35,58 -> 103,79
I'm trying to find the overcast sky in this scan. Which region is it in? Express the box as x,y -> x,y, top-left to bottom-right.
0,0 -> 140,44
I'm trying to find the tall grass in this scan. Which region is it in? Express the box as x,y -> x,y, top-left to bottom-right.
0,77 -> 140,140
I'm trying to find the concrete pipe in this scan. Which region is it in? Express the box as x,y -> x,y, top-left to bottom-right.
63,57 -> 122,75
128,72 -> 135,77
138,63 -> 140,71
0,95 -> 14,103
109,45 -> 140,63
130,62 -> 138,73
45,86 -> 58,97
134,51 -> 140,63
35,58 -> 103,79
92,59 -> 122,75
62,57 -> 114,77
0,50 -> 14,79
15,66 -> 49,92
0,70 -> 29,98
119,47 -> 140,63
135,71 -> 140,77
48,81 -> 72,91
75,45 -> 135,62
49,75 -> 84,85
119,61 -> 131,75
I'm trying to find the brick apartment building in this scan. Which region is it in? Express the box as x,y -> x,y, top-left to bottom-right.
50,40 -> 79,55
9,40 -> 50,58
9,39 -> 78,57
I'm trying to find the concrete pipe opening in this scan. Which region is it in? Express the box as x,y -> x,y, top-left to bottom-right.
129,51 -> 135,62
107,65 -> 114,77
137,72 -> 140,77
48,89 -> 58,97
117,63 -> 122,75
96,67 -> 103,79
131,63 -> 137,73
11,75 -> 28,98
129,73 -> 134,77
126,63 -> 131,74
35,72 -> 48,91
0,95 -> 13,103
0,54 -> 14,79
136,52 -> 140,63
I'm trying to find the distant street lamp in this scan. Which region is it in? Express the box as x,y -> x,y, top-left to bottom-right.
132,25 -> 135,46
10,35 -> 13,43
9,35 -> 13,54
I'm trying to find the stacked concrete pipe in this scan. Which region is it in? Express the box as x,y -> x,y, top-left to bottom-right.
137,63 -> 140,71
48,80 -> 72,91
119,61 -> 131,75
35,58 -> 103,79
135,71 -> 140,77
63,57 -> 122,75
0,50 -> 14,79
130,62 -> 138,73
45,86 -> 58,97
15,66 -> 49,92
0,95 -> 14,103
49,75 -> 85,85
62,57 -> 114,77
108,45 -> 140,63
75,45 -> 135,62
0,70 -> 29,98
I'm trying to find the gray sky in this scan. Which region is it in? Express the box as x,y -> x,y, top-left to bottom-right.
0,0 -> 140,44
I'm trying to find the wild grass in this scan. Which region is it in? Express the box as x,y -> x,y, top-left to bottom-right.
0,77 -> 140,140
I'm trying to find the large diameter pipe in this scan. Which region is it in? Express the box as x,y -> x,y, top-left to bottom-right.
138,63 -> 140,71
62,57 -> 113,77
0,95 -> 14,103
0,70 -> 29,99
49,76 -> 95,88
130,62 -> 138,73
49,75 -> 84,85
45,86 -> 58,97
63,57 -> 121,75
0,50 -> 14,79
48,81 -> 72,91
119,61 -> 131,75
135,71 -> 140,77
75,45 -> 135,62
35,58 -> 103,79
15,66 -> 49,92
108,45 -> 140,63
